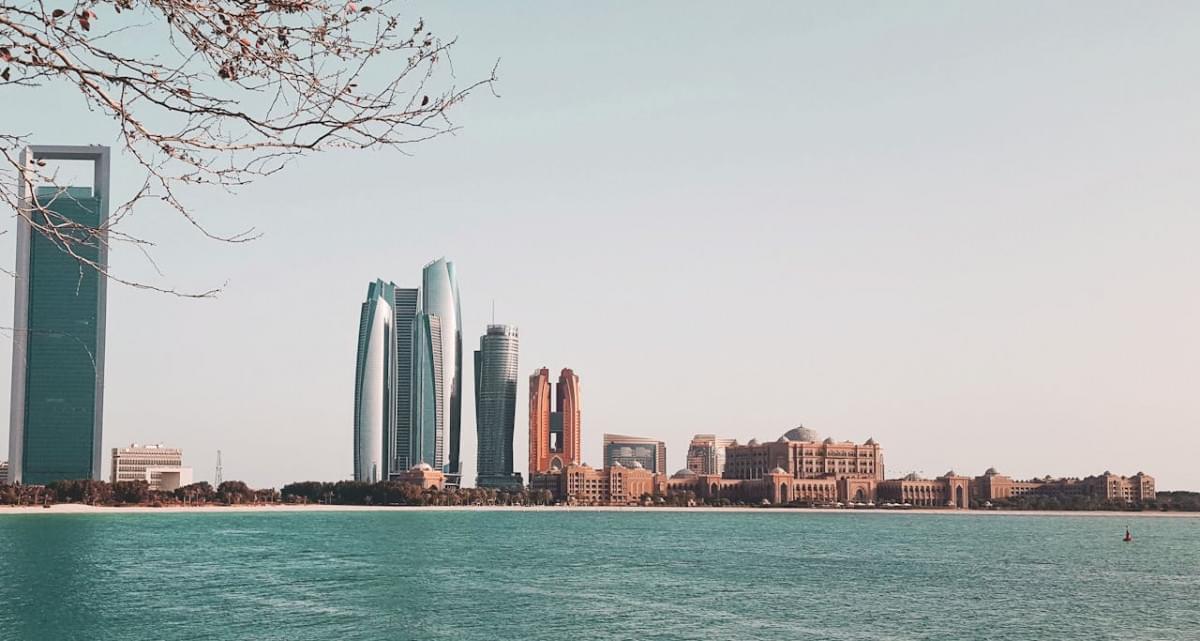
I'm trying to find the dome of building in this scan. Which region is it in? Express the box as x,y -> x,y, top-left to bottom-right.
782,426 -> 819,442
903,472 -> 924,481
747,438 -> 760,447
776,436 -> 790,443
411,462 -> 433,472
672,468 -> 698,479
822,437 -> 835,445
944,470 -> 958,478
864,437 -> 877,445
631,461 -> 644,469
769,467 -> 788,475
984,467 -> 999,475
611,461 -> 624,468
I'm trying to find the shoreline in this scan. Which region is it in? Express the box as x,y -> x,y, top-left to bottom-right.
1,504 -> 1198,517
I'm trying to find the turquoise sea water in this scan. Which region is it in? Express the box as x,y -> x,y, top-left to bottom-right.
0,510 -> 1197,640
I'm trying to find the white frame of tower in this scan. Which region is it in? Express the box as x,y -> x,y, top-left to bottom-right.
8,145 -> 110,483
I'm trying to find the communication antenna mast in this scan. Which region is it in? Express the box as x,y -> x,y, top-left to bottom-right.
215,450 -> 224,486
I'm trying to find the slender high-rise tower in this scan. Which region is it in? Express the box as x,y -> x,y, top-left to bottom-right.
8,145 -> 110,485
557,369 -> 581,466
528,368 -> 552,480
419,258 -> 462,486
528,367 -> 581,479
353,280 -> 395,483
390,287 -> 420,471
410,312 -> 443,470
474,325 -> 521,489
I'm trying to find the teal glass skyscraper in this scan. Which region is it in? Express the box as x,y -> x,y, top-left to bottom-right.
474,325 -> 521,489
8,146 -> 110,485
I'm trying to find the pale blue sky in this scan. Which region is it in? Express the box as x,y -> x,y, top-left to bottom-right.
2,2 -> 1198,488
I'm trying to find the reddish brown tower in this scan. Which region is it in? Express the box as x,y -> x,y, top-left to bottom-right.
528,367 -> 581,479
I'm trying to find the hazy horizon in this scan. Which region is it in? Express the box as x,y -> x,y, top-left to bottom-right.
2,2 -> 1197,489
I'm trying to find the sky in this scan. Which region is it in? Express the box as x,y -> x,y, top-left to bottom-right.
2,2 -> 1198,489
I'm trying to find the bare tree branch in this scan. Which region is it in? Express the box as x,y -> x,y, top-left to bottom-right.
1,0 -> 496,296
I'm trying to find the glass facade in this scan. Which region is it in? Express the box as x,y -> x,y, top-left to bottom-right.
603,434 -> 667,473
10,178 -> 108,485
353,258 -> 461,484
420,259 -> 462,486
390,288 -> 419,471
474,325 -> 519,488
353,280 -> 394,482
410,312 -> 443,470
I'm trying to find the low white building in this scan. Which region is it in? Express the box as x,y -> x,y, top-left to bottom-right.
111,444 -> 186,490
0,460 -> 8,485
145,467 -> 194,492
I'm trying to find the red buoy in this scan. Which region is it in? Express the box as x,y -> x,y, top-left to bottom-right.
1124,527 -> 1132,542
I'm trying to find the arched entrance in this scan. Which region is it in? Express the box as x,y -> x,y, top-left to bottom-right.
711,483 -> 719,497
854,488 -> 866,502
955,486 -> 965,509
779,483 -> 789,504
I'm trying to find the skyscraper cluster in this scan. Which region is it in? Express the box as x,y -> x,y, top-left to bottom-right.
354,264 -> 590,490
354,259 -> 463,485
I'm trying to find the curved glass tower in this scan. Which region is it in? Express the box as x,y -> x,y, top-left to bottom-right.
353,280 -> 394,482
475,325 -> 520,488
419,258 -> 462,486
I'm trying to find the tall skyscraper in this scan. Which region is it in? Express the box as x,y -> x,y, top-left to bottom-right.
529,368 -> 581,479
410,312 -> 443,471
390,287 -> 420,471
353,280 -> 395,483
603,434 -> 667,474
8,145 -> 109,485
474,325 -> 521,489
352,258 -> 462,485
418,258 -> 462,486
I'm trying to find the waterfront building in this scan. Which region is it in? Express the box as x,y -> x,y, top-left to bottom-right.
418,258 -> 463,487
1083,471 -> 1156,502
603,434 -> 667,474
722,429 -> 884,482
528,368 -> 581,478
666,428 -> 890,506
353,280 -> 396,483
393,462 -> 446,490
110,444 -> 190,491
351,259 -> 462,486
685,434 -> 737,475
474,325 -> 522,489
145,467 -> 193,492
972,469 -> 1156,505
7,146 -> 110,485
877,471 -> 971,508
971,467 -> 1045,501
562,462 -> 661,506
409,312 -> 443,475
389,287 -> 420,472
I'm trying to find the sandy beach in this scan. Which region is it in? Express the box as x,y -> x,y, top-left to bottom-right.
1,503 -> 1197,517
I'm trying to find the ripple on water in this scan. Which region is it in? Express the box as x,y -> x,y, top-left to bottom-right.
0,511 -> 1198,641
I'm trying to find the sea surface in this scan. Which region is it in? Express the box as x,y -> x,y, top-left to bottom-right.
0,510 -> 1197,640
